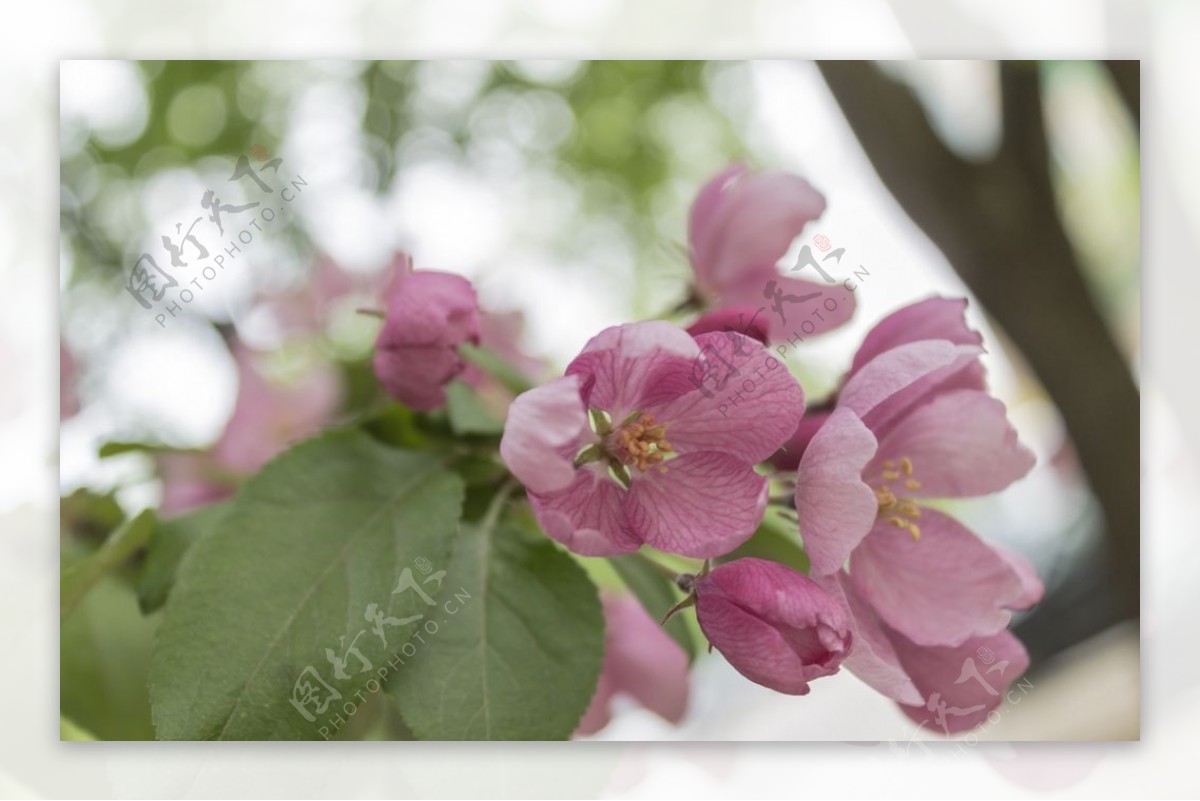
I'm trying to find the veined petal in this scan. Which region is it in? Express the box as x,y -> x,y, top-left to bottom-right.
695,558 -> 850,695
770,408 -> 831,471
719,268 -> 857,341
851,296 -> 983,376
869,389 -> 1035,498
624,452 -> 767,558
649,331 -> 804,464
892,629 -> 1031,735
691,171 -> 827,292
815,571 -> 922,706
500,375 -> 589,495
566,321 -> 701,418
795,408 -> 880,576
849,510 -> 1032,647
528,468 -> 640,556
688,163 -> 746,273
839,340 -> 982,437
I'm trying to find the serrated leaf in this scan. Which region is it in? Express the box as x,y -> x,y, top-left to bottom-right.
137,501 -> 230,614
149,429 -> 464,740
608,555 -> 698,662
388,521 -> 604,740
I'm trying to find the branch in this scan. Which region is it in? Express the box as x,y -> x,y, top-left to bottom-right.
817,60 -> 1140,621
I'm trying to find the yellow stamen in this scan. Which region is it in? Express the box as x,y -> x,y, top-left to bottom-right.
611,412 -> 674,473
877,456 -> 923,540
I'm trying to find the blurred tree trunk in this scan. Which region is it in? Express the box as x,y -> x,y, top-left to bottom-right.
816,61 -> 1140,627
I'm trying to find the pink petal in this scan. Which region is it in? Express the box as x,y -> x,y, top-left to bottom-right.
500,375 -> 590,495
718,267 -> 857,341
849,510 -> 1032,647
648,331 -> 804,464
566,322 -> 700,418
688,164 -> 746,271
850,296 -> 983,376
372,343 -> 462,411
695,558 -> 850,695
624,452 -> 768,558
603,594 -> 690,724
373,268 -> 480,409
769,408 -> 831,471
815,572 -> 922,706
794,408 -> 880,576
528,468 -> 640,557
216,347 -> 341,472
892,629 -> 1031,735
685,306 -> 769,346
838,340 -> 982,434
574,670 -> 617,736
690,170 -> 827,292
992,544 -> 1046,609
868,389 -> 1035,498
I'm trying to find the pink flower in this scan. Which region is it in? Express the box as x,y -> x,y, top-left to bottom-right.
818,571 -> 1035,733
685,306 -> 769,346
793,296 -> 1043,726
688,164 -> 855,339
500,321 -> 804,558
372,258 -> 480,411
772,296 -> 985,470
576,593 -> 690,736
692,558 -> 851,695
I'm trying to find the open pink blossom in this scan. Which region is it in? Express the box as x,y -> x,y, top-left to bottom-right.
693,558 -> 850,695
576,593 -> 690,736
817,571 -> 1034,733
772,296 -> 985,470
372,258 -> 480,411
795,297 -> 1041,654
500,321 -> 804,558
688,164 -> 855,339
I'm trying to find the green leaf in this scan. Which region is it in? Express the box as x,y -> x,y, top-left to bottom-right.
137,501 -> 230,614
388,521 -> 604,740
61,508 -> 156,620
61,573 -> 158,740
723,507 -> 810,574
149,429 -> 465,740
608,555 -> 698,662
444,380 -> 504,436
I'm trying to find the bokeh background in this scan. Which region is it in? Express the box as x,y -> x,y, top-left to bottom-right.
57,58 -> 1139,742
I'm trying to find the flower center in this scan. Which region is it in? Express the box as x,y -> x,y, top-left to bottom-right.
874,456 -> 923,540
574,410 -> 676,489
610,412 -> 674,473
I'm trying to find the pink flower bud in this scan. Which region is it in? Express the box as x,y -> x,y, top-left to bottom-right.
694,558 -> 851,695
372,262 -> 480,411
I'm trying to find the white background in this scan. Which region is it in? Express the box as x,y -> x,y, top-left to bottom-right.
3,0 -> 1197,796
